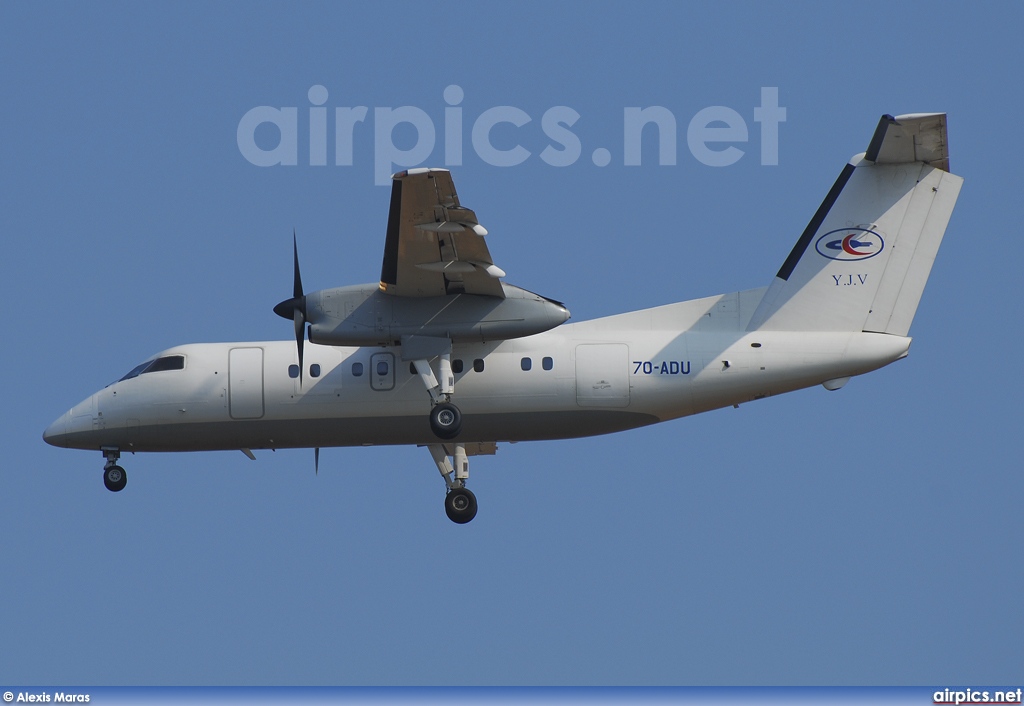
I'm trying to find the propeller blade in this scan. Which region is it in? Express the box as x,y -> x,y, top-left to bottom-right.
273,232 -> 309,384
293,307 -> 305,384
292,229 -> 303,300
315,447 -> 320,475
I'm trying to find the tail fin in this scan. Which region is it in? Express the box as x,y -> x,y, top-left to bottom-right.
747,113 -> 963,335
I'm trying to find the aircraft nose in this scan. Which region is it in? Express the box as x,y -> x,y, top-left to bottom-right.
43,411 -> 69,448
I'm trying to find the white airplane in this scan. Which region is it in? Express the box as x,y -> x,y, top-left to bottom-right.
44,113 -> 962,523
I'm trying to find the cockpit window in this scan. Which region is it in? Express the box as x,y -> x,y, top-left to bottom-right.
118,360 -> 153,382
147,355 -> 185,373
118,355 -> 186,381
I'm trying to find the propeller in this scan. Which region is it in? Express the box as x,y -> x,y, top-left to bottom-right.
273,231 -> 307,383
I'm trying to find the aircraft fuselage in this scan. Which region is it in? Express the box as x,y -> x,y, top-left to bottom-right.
44,289 -> 911,454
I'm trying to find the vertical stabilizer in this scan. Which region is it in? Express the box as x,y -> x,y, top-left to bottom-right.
747,113 -> 962,335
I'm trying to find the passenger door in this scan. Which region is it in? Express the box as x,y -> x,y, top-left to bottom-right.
575,343 -> 630,407
229,347 -> 265,419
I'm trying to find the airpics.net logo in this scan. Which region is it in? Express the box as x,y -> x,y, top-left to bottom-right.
236,85 -> 786,185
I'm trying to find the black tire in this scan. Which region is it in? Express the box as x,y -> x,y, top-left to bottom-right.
429,402 -> 462,440
103,465 -> 127,492
445,487 -> 478,524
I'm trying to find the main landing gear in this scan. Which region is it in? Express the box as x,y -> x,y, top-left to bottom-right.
429,402 -> 462,439
410,351 -> 463,440
429,443 -> 477,523
445,487 -> 477,524
102,447 -> 127,492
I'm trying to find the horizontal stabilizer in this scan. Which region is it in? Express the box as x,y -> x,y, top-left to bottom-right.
865,113 -> 949,171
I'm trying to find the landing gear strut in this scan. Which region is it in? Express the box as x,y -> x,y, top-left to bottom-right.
102,447 -> 127,492
428,443 -> 477,523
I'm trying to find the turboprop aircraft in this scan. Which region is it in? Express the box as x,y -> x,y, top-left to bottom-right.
43,113 -> 962,523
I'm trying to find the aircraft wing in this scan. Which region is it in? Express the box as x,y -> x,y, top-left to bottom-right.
379,168 -> 506,298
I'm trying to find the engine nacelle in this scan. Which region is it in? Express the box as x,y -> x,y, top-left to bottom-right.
306,282 -> 570,346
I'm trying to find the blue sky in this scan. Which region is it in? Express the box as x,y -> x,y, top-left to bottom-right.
2,1 -> 1022,686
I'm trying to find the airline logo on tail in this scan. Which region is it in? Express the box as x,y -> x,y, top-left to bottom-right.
815,227 -> 885,261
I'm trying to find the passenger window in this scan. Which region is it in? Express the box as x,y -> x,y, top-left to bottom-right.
377,360 -> 389,376
521,357 -> 532,371
310,364 -> 321,378
352,362 -> 363,377
543,356 -> 553,371
288,364 -> 299,379
452,359 -> 464,374
473,359 -> 484,373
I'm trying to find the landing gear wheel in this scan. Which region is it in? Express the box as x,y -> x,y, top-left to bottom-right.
103,465 -> 127,492
445,487 -> 477,524
430,402 -> 462,440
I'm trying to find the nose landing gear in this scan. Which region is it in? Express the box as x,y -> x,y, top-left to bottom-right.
102,447 -> 127,492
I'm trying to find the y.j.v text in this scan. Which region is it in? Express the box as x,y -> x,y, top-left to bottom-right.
833,274 -> 869,286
